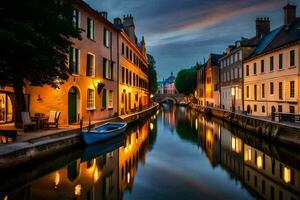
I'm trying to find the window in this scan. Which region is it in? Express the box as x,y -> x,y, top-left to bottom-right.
290,50 -> 295,67
279,82 -> 283,100
87,89 -> 95,109
73,9 -> 80,28
87,17 -> 95,40
246,86 -> 249,98
103,28 -> 110,47
254,105 -> 257,112
69,47 -> 79,74
126,46 -> 129,59
122,43 -> 125,55
262,106 -> 265,113
246,65 -> 249,76
108,90 -> 113,109
103,58 -> 113,80
270,56 -> 274,71
126,69 -> 128,84
261,60 -> 264,73
121,67 -> 125,83
130,50 -> 132,61
290,106 -> 295,114
278,105 -> 282,112
86,53 -> 95,76
290,81 -> 295,98
262,84 -> 265,98
254,85 -> 257,100
102,89 -> 107,108
253,63 -> 257,75
270,82 -> 274,95
279,54 -> 283,70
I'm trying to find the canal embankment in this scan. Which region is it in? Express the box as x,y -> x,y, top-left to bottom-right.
0,103 -> 159,170
190,104 -> 300,149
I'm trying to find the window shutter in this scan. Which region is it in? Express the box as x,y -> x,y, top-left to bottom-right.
103,58 -> 106,78
87,18 -> 90,38
69,47 -> 74,73
110,62 -> 114,80
86,54 -> 90,76
102,89 -> 107,108
75,49 -> 78,74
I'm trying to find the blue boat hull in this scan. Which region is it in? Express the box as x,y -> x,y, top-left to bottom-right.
82,122 -> 127,145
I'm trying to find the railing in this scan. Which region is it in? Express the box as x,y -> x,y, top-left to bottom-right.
272,112 -> 300,123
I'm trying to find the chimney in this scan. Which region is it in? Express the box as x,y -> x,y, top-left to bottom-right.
114,17 -> 122,25
123,14 -> 136,43
256,17 -> 270,38
283,3 -> 297,25
99,11 -> 108,20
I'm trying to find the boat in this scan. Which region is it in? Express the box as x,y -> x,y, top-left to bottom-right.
82,122 -> 127,145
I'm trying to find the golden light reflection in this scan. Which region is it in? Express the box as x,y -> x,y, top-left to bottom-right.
74,184 -> 82,196
93,168 -> 100,183
195,119 -> 198,130
4,196 -> 8,200
257,156 -> 263,169
231,137 -> 236,151
127,172 -> 130,183
150,123 -> 154,131
284,167 -> 291,183
54,172 -> 60,189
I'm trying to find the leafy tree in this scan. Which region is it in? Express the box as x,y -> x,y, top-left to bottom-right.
0,0 -> 81,127
175,63 -> 199,95
147,54 -> 158,95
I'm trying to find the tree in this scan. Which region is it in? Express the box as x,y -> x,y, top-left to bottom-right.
147,54 -> 158,95
175,64 -> 199,95
0,0 -> 82,127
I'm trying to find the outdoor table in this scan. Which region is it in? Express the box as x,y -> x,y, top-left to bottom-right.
32,116 -> 48,130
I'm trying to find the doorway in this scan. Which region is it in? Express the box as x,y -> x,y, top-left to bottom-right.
68,87 -> 79,124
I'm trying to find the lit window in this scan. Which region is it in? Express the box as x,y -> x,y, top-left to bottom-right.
283,167 -> 291,183
87,89 -> 95,109
108,90 -> 113,108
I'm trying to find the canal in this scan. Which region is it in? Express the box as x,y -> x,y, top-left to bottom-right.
1,105 -> 300,200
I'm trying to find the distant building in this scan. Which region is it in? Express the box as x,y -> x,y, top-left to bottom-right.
157,72 -> 177,95
244,3 -> 300,116
196,54 -> 223,108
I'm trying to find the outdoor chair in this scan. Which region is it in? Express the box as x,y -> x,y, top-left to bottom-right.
45,111 -> 61,128
21,112 -> 36,131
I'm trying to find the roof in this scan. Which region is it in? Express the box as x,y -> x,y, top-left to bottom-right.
246,17 -> 300,60
209,53 -> 223,67
75,0 -> 119,32
162,73 -> 176,85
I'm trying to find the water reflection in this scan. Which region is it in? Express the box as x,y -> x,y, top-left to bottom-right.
1,105 -> 300,200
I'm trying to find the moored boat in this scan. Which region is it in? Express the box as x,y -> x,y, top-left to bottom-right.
82,122 -> 127,145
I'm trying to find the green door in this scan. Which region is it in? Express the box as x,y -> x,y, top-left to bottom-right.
68,88 -> 77,124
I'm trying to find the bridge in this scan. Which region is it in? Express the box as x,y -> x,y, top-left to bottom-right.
155,93 -> 186,104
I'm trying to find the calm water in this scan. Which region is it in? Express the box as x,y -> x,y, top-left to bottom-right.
1,105 -> 300,200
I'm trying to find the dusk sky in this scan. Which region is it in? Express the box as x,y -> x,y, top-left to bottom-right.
84,0 -> 300,80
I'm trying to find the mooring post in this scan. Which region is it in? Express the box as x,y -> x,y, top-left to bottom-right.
88,118 -> 91,131
80,119 -> 83,131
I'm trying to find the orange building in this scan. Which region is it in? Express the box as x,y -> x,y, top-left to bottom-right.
28,0 -> 119,125
114,16 -> 149,115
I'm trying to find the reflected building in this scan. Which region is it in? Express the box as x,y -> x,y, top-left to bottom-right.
8,149 -> 119,200
119,120 -> 150,194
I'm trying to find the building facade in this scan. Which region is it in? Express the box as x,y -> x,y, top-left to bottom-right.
244,4 -> 300,116
220,41 -> 261,112
115,16 -> 149,115
196,54 -> 223,108
29,0 -> 119,125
